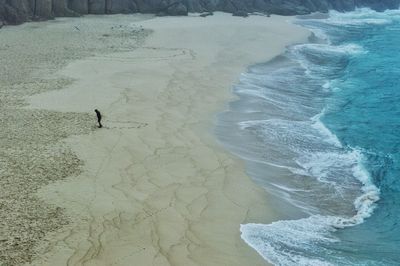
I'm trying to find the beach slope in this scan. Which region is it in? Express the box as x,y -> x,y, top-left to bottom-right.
27,13 -> 309,266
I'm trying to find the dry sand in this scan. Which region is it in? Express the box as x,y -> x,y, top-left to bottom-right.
1,13 -> 308,266
0,15 -> 151,265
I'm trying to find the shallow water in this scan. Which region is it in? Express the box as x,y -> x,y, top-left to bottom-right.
216,9 -> 400,265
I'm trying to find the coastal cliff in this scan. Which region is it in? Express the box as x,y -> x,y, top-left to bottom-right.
0,0 -> 400,26
0,0 -> 399,25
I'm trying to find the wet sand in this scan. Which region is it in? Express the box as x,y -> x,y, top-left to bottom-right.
1,13 -> 308,266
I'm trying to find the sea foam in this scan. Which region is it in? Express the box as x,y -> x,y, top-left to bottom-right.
233,8 -> 390,266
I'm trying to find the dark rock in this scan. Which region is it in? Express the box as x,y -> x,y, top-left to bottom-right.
34,0 -> 53,18
52,0 -> 77,16
167,3 -> 188,16
1,0 -> 400,25
185,0 -> 204,12
134,0 -> 154,13
106,0 -> 137,13
8,1 -> 32,16
218,0 -> 236,13
253,0 -> 269,11
203,0 -> 218,11
89,0 -> 106,14
69,0 -> 89,14
1,2 -> 30,24
230,0 -> 249,12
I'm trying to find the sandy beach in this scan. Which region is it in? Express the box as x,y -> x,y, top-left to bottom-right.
0,13 -> 308,265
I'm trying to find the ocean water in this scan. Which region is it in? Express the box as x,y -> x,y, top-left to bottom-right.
216,9 -> 400,265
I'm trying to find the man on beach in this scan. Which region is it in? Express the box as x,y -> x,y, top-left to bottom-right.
95,109 -> 103,128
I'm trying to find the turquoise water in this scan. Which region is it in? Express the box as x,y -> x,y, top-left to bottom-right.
317,10 -> 400,264
217,9 -> 400,265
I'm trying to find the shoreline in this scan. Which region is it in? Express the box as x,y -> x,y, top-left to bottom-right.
22,13 -> 310,265
230,10 -> 391,265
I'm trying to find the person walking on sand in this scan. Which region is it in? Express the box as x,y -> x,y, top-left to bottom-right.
95,109 -> 103,128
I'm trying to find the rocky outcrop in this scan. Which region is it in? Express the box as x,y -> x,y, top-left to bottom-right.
106,0 -> 138,13
0,0 -> 399,25
69,0 -> 88,14
34,0 -> 53,18
52,0 -> 76,16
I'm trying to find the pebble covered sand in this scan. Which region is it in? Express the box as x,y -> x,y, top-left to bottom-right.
0,15 -> 150,265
